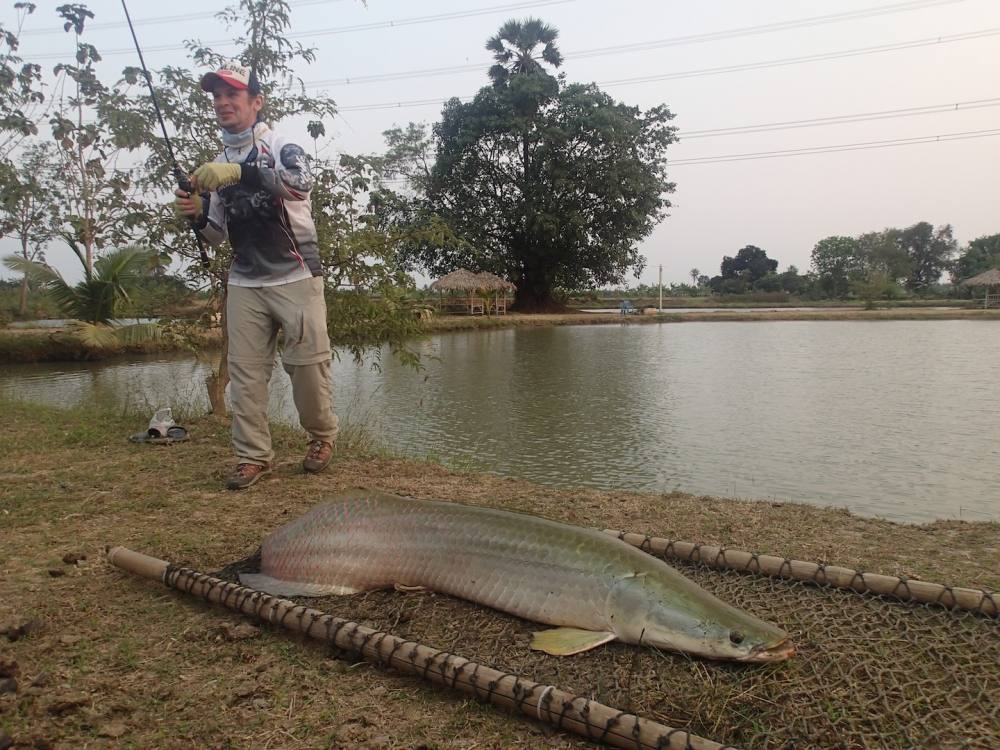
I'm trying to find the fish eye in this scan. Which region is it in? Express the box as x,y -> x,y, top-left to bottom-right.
729,630 -> 744,645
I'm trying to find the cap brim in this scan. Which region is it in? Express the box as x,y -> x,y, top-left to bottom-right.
200,71 -> 250,92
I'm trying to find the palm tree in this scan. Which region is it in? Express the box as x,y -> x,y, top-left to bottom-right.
3,245 -> 162,349
486,18 -> 563,89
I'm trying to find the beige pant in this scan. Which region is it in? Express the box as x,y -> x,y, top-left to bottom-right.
226,276 -> 338,465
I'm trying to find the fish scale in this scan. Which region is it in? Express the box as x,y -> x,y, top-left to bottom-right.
241,489 -> 794,661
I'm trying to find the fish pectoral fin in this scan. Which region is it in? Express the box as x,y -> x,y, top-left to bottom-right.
530,628 -> 617,656
393,583 -> 428,593
239,573 -> 361,597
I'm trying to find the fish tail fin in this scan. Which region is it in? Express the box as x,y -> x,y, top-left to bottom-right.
239,573 -> 360,597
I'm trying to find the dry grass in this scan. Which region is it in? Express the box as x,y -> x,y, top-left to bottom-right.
1,401 -> 996,749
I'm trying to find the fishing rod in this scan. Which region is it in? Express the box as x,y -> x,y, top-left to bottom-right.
120,0 -> 210,268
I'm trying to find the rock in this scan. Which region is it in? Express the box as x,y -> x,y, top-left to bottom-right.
1,618 -> 44,642
96,722 -> 127,739
0,659 -> 17,678
47,569 -> 65,578
226,682 -> 257,705
57,635 -> 83,647
370,685 -> 387,698
220,622 -> 260,641
0,678 -> 16,693
30,672 -> 52,688
46,693 -> 89,715
368,735 -> 392,749
0,729 -> 11,750
61,552 -> 87,565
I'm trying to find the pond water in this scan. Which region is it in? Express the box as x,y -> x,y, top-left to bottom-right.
2,320 -> 998,524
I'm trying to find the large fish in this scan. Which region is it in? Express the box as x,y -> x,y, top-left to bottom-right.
241,489 -> 794,662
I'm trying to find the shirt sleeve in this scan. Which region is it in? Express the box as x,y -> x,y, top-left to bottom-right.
197,192 -> 228,245
239,135 -> 313,202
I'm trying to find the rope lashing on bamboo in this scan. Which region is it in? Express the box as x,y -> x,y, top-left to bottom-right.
604,530 -> 998,618
106,546 -> 741,750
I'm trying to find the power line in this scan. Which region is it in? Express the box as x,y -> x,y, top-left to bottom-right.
17,0 -> 349,36
329,27 -> 1000,109
668,128 -> 1000,165
295,0 -> 971,87
600,28 -> 1000,88
681,98 -> 1000,139
27,0 -> 576,59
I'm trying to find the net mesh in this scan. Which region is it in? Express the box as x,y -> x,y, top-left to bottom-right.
216,544 -> 998,750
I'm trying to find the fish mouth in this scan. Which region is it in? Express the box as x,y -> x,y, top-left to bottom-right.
739,638 -> 796,663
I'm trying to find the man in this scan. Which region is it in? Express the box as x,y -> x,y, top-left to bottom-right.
174,61 -> 338,490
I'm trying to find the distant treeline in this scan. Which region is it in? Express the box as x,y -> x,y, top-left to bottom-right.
597,223 -> 1000,300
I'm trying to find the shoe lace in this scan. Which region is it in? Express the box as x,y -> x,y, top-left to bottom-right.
307,440 -> 327,459
235,463 -> 258,477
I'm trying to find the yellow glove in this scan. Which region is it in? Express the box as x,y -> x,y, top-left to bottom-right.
192,162 -> 241,192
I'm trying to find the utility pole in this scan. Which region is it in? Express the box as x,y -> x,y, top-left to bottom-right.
658,264 -> 663,311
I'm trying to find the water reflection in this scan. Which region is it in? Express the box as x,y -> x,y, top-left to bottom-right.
2,320 -> 998,524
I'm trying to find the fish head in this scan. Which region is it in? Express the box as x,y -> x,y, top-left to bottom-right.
608,575 -> 795,663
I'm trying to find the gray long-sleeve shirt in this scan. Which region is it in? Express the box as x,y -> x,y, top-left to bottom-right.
198,123 -> 322,287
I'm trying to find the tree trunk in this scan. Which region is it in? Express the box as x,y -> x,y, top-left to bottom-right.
18,237 -> 29,316
206,286 -> 230,417
512,268 -> 563,312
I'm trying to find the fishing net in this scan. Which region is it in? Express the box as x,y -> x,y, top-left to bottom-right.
215,541 -> 998,750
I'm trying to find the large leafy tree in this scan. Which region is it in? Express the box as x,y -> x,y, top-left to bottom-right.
401,20 -> 675,311
952,233 -> 1000,282
897,221 -> 956,291
720,245 -> 777,283
810,235 -> 860,298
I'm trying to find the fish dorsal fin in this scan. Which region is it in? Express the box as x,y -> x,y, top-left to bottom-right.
530,627 -> 616,656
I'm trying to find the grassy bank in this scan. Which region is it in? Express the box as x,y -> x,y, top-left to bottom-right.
5,307 -> 1000,364
421,306 -> 1000,333
1,400 -> 996,749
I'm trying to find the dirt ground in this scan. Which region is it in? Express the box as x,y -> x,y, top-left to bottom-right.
1,402 -> 997,749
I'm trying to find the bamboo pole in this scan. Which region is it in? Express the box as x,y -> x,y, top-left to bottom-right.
107,546 -> 740,750
604,531 -> 998,618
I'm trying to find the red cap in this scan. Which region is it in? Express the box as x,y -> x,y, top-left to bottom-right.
200,61 -> 260,93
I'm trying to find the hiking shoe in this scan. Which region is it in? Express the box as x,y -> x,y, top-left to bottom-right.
303,440 -> 334,473
225,462 -> 271,490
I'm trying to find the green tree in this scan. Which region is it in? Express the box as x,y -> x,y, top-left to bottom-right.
0,142 -> 56,315
0,1 -> 45,181
898,221 -> 956,291
48,3 -> 149,274
720,245 -> 778,284
855,229 -> 909,282
952,233 -> 1000,282
4,245 -> 160,347
811,235 -> 860,298
486,17 -> 563,89
402,21 -> 675,311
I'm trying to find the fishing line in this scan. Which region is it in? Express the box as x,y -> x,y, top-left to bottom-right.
120,0 -> 210,268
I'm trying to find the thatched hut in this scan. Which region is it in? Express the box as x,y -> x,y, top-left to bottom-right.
474,272 -> 516,315
429,269 -> 488,315
960,268 -> 1000,308
429,269 -> 517,315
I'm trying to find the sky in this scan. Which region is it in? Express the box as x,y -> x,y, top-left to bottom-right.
2,0 -> 999,287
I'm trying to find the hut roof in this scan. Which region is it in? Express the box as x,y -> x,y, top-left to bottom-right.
429,269 -> 483,291
960,268 -> 1000,287
475,271 -> 517,291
